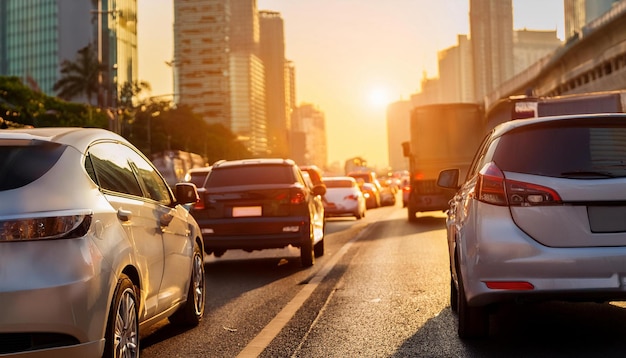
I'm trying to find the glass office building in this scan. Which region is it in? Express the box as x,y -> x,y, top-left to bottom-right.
0,0 -> 137,107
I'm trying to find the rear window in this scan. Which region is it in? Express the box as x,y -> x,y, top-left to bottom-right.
206,164 -> 295,187
324,179 -> 354,188
188,172 -> 209,188
0,140 -> 66,190
494,118 -> 626,178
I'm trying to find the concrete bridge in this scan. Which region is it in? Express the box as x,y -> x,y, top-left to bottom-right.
485,1 -> 626,112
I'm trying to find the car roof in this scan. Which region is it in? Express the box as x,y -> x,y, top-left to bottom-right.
491,113 -> 626,138
0,127 -> 129,152
323,176 -> 356,182
212,158 -> 295,168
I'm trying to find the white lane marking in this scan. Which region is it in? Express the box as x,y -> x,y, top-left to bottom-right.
236,226 -> 371,358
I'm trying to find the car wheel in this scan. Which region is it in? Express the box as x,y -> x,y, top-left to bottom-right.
457,272 -> 489,339
450,278 -> 458,313
301,223 -> 315,267
407,206 -> 418,222
169,242 -> 206,326
103,274 -> 139,358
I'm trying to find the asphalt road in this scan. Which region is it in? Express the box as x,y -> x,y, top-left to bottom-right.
140,199 -> 626,357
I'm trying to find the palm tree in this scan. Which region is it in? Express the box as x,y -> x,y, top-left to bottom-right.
53,44 -> 105,106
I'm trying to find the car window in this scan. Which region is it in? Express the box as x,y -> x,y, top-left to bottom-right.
87,142 -> 144,197
126,149 -> 173,205
188,172 -> 209,188
323,179 -> 354,188
0,140 -> 66,191
494,119 -> 626,178
207,164 -> 294,187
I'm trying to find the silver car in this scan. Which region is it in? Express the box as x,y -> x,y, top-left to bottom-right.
0,127 -> 205,357
437,113 -> 626,339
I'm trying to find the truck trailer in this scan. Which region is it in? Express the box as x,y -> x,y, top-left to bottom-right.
402,103 -> 484,222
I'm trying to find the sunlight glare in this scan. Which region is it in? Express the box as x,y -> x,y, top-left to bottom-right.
367,87 -> 391,109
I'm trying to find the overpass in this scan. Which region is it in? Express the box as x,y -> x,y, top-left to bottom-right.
485,1 -> 626,112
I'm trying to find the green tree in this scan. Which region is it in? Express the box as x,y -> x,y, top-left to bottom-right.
53,44 -> 105,106
0,76 -> 108,128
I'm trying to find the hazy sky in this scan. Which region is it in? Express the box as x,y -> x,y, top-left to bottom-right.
137,0 -> 565,170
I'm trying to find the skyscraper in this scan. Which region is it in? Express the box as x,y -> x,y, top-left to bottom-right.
175,0 -> 268,156
0,0 -> 137,107
259,10 -> 289,157
469,0 -> 514,102
564,0 -> 619,39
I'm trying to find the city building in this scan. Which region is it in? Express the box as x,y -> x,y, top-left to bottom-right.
469,0 -> 514,103
513,29 -> 562,75
386,100 -> 412,171
174,0 -> 269,156
259,10 -> 290,157
291,103 -> 327,169
564,0 -> 620,39
437,34 -> 474,103
0,0 -> 137,107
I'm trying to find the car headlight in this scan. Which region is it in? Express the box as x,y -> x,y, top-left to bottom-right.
0,212 -> 92,241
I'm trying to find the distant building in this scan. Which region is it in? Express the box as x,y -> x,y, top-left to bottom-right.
291,103 -> 327,168
259,10 -> 290,157
0,0 -> 137,107
564,0 -> 620,39
386,100 -> 412,171
175,0 -> 268,156
514,29 -> 562,75
437,34 -> 474,103
469,0 -> 514,103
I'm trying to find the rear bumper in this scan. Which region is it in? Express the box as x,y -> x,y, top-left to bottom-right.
197,216 -> 310,252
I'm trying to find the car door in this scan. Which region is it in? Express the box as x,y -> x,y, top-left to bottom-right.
87,142 -> 165,318
127,150 -> 194,311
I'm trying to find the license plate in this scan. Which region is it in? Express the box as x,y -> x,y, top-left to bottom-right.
588,206 -> 626,233
232,206 -> 262,217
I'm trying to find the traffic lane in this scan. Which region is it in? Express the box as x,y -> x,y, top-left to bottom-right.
139,205 -> 392,357
260,209 -> 450,357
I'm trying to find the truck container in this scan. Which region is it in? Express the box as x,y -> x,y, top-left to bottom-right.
402,103 -> 484,221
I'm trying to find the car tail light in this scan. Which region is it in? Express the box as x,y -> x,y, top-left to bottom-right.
289,188 -> 306,205
345,194 -> 358,201
477,162 -> 561,206
193,198 -> 205,210
0,212 -> 92,241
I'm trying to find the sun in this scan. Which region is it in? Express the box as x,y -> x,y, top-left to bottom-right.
367,87 -> 392,109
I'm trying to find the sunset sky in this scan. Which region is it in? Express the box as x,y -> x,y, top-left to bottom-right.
137,0 -> 565,170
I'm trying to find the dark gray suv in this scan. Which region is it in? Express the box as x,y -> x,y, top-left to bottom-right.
190,158 -> 326,267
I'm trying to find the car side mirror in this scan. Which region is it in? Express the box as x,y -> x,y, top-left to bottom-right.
312,184 -> 326,197
437,169 -> 460,190
175,182 -> 200,205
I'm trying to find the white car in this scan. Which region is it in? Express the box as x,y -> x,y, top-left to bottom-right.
0,127 -> 205,357
438,113 -> 626,338
322,176 -> 366,219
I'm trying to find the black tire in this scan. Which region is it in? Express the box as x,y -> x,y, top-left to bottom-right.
407,206 -> 418,222
169,242 -> 206,326
103,274 -> 139,358
314,237 -> 325,257
457,273 -> 489,339
450,278 -> 459,313
301,223 -> 315,267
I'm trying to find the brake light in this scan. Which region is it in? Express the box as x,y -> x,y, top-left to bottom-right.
290,188 -> 306,205
477,162 -> 561,206
193,198 -> 205,210
0,212 -> 92,241
345,194 -> 357,201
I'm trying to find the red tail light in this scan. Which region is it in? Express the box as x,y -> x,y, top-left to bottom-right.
345,194 -> 357,201
193,198 -> 205,210
477,162 -> 561,206
289,188 -> 306,204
